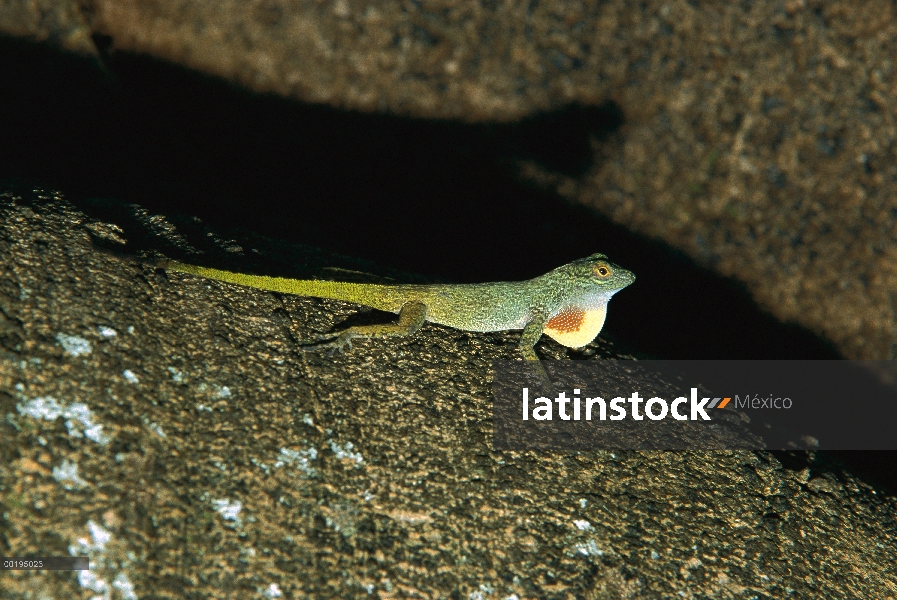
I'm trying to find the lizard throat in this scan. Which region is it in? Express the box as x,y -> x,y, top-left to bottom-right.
543,304 -> 608,348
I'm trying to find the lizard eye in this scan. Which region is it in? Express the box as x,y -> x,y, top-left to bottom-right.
594,264 -> 612,278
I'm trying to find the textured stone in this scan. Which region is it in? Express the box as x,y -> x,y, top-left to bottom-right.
530,1 -> 897,361
0,0 -> 95,54
2,186 -> 896,598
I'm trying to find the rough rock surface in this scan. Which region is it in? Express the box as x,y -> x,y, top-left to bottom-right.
534,1 -> 897,362
0,0 -> 95,55
2,186 -> 896,598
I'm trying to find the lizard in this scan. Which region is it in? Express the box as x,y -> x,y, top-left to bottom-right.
159,253 -> 635,382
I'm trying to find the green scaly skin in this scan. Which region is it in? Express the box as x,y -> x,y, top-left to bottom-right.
164,253 -> 635,385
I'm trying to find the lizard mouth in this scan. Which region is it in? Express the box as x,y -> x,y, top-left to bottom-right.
610,267 -> 635,289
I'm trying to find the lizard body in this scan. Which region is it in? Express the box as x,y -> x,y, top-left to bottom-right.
163,253 -> 634,374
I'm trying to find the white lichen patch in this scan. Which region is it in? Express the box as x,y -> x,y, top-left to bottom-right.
78,569 -> 110,596
65,403 -> 109,444
147,423 -> 166,439
215,385 -> 232,399
56,332 -> 92,356
469,583 -> 495,600
273,447 -> 318,476
71,520 -> 112,554
572,539 -> 604,557
88,520 -> 112,550
98,326 -> 118,338
113,572 -> 138,600
573,519 -> 591,531
70,520 -> 139,600
262,583 -> 283,598
329,441 -> 363,466
53,459 -> 87,489
212,498 -> 242,522
166,366 -> 185,383
17,396 -> 64,420
16,396 -> 110,445
123,369 -> 139,384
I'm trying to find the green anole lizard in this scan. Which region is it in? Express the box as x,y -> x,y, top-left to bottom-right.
161,253 -> 634,380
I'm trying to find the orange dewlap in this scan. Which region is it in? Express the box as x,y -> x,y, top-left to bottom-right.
546,308 -> 586,333
543,305 -> 608,349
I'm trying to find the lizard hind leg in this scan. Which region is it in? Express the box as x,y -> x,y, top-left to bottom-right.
301,301 -> 428,355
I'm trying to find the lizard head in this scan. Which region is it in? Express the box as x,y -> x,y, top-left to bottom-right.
539,254 -> 635,348
574,253 -> 636,294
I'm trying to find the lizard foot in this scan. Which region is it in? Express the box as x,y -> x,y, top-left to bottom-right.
526,360 -> 560,396
300,332 -> 355,355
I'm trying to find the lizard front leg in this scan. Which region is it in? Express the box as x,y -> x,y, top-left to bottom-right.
302,300 -> 428,354
519,318 -> 555,389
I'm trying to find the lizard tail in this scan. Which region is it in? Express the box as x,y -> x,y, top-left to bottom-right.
165,260 -> 407,313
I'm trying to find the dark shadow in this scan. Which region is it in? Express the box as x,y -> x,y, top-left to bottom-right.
819,451 -> 897,499
771,450 -> 897,499
0,35 -> 840,364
